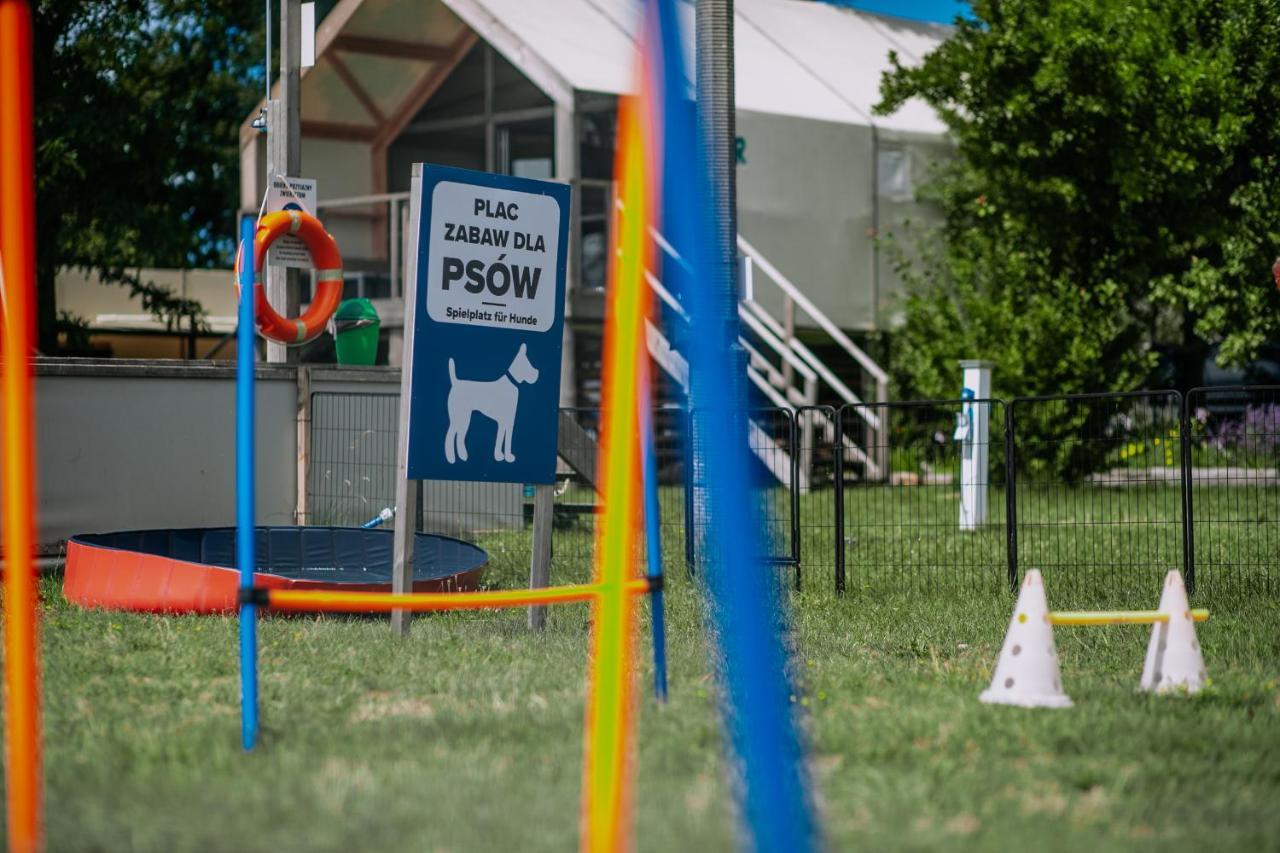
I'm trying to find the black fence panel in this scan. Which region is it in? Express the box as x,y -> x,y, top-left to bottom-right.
1009,391 -> 1184,606
1184,386 -> 1280,597
796,406 -> 840,593
507,407 -> 599,587
748,407 -> 799,580
306,386 -> 1280,603
838,399 -> 1008,595
650,407 -> 691,577
307,396 -> 697,589
685,407 -> 797,583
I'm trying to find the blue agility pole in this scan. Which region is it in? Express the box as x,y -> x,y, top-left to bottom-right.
651,0 -> 816,847
638,366 -> 668,703
236,217 -> 259,751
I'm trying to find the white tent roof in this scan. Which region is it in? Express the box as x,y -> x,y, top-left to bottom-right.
444,0 -> 948,132
736,0 -> 949,133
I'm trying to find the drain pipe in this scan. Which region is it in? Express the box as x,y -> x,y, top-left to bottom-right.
692,0 -> 744,554
696,0 -> 743,379
693,3 -> 817,850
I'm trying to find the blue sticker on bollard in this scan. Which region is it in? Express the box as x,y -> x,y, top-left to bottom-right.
406,165 -> 570,484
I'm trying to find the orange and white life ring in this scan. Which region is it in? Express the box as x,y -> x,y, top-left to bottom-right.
234,209 -> 343,344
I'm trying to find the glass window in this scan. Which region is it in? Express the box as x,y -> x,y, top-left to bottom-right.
388,124 -> 486,192
579,183 -> 610,291
578,105 -> 617,181
409,42 -> 485,123
877,147 -> 913,202
497,117 -> 554,178
492,48 -> 552,112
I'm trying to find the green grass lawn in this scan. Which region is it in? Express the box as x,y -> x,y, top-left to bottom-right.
12,539 -> 1280,851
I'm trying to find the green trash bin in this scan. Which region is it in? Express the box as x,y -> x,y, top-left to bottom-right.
333,298 -> 380,366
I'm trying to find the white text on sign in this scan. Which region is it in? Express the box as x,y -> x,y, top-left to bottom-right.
426,182 -> 560,333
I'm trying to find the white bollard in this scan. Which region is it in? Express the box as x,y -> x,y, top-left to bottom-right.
957,360 -> 993,531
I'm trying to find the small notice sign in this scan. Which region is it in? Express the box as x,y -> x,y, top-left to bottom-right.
264,175 -> 317,268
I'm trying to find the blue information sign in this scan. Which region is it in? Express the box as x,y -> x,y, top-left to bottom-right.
405,165 -> 570,484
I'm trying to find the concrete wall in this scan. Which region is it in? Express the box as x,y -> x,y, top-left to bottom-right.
3,360 -> 523,553
1,361 -> 299,550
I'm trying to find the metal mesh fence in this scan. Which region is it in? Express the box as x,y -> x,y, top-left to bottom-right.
305,386 -> 1279,603
307,397 -> 694,590
839,400 -> 1008,595
1009,391 -> 1185,606
1185,386 -> 1280,597
749,407 -> 798,577
308,392 -> 399,527
544,408 -> 602,587
419,478 -> 529,588
550,407 -> 690,586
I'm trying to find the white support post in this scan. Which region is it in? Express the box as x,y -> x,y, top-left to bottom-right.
389,201 -> 410,366
391,166 -> 424,636
264,98 -> 288,364
527,484 -> 554,630
555,99 -> 577,409
958,359 -> 993,531
389,198 -> 400,302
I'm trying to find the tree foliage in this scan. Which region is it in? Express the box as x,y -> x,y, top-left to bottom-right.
33,0 -> 264,352
876,0 -> 1280,402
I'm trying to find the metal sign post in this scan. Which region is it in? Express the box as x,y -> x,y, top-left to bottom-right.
392,163 -> 570,634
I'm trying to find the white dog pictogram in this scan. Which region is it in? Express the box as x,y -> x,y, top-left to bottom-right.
444,343 -> 540,464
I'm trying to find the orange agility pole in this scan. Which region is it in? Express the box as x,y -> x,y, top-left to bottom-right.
0,0 -> 45,849
261,579 -> 655,613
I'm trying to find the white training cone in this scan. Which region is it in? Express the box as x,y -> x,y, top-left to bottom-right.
980,570 -> 1072,708
1140,571 -> 1206,694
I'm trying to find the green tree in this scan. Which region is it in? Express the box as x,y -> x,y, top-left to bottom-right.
33,0 -> 264,353
876,0 -> 1280,403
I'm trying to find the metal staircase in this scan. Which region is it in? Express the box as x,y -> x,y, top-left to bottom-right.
311,189 -> 889,488
645,229 -> 889,488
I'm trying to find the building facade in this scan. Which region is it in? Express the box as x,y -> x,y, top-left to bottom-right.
238,0 -> 951,405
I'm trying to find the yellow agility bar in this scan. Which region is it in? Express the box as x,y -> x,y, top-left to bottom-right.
265,579 -> 655,614
1049,608 -> 1209,627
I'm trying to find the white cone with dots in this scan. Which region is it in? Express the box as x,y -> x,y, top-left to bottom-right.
1140,571 -> 1207,694
980,570 -> 1072,708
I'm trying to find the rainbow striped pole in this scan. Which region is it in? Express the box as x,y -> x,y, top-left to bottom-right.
579,84 -> 651,850
1,1 -> 44,847
236,217 -> 260,751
